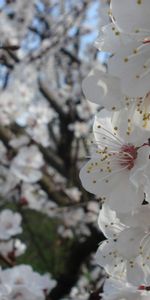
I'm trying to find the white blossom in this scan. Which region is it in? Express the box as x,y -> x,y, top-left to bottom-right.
65,187 -> 82,202
104,0 -> 150,98
80,109 -> 150,212
9,136 -> 30,149
0,209 -> 22,240
11,146 -> 44,183
96,203 -> 150,285
0,265 -> 56,300
0,166 -> 19,197
101,278 -> 150,300
16,101 -> 53,146
20,183 -> 48,211
0,239 -> 26,258
80,0 -> 150,297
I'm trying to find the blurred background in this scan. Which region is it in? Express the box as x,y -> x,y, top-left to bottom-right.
0,0 -> 110,299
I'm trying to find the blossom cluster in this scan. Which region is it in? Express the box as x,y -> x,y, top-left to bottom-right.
0,0 -> 106,298
0,65 -> 57,300
80,0 -> 150,299
0,208 -> 56,299
0,265 -> 56,300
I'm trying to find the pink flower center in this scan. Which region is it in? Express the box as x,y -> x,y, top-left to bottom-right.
19,197 -> 28,206
138,285 -> 150,291
138,285 -> 145,290
119,144 -> 138,170
143,37 -> 150,44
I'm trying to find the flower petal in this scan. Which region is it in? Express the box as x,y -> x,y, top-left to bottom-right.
82,67 -> 123,110
109,41 -> 150,97
111,0 -> 150,34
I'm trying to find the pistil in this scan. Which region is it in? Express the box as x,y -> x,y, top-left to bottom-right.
120,144 -> 137,170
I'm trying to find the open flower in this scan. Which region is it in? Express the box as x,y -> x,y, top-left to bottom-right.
96,203 -> 150,286
82,61 -> 150,112
11,145 -> 44,183
93,0 -> 150,101
0,265 -> 56,300
20,183 -> 48,211
96,204 -> 142,285
0,239 -> 26,258
102,0 -> 150,98
0,209 -> 22,240
101,278 -> 150,300
80,109 -> 150,213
